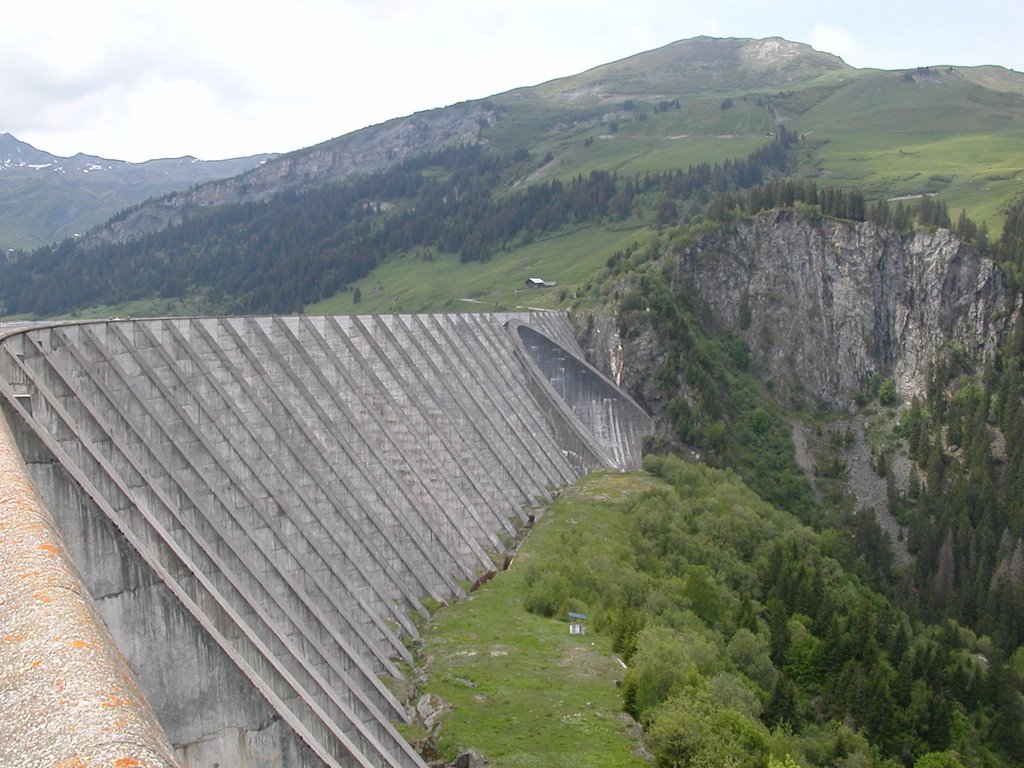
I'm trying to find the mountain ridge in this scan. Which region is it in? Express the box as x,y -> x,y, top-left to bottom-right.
0,131 -> 270,171
0,132 -> 275,250
85,101 -> 495,248
59,35 -> 1024,253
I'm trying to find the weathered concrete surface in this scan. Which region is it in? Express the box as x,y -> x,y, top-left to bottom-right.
0,312 -> 651,768
0,410 -> 179,768
6,437 -> 324,768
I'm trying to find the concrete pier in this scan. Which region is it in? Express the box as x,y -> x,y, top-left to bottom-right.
0,312 -> 653,768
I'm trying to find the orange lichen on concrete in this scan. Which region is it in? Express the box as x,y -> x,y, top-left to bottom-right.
0,411 -> 180,768
100,694 -> 131,709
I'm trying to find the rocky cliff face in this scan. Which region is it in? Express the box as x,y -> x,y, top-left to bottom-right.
584,211 -> 1009,410
86,101 -> 496,247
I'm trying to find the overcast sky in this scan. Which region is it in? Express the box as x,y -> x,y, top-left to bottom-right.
3,0 -> 1023,163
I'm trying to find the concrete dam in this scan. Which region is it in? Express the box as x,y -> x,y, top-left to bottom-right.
0,312 -> 652,768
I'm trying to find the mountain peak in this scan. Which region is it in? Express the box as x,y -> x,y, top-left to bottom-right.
534,35 -> 851,101
0,132 -> 58,168
741,36 -> 838,65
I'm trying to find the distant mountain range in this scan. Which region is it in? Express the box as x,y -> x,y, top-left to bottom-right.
3,35 -> 1024,316
0,132 -> 274,250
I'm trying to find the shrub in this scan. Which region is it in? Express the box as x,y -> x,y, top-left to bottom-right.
645,691 -> 769,768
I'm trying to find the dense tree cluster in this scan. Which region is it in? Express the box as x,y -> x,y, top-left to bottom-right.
700,179 -> 985,245
524,455 -> 1020,766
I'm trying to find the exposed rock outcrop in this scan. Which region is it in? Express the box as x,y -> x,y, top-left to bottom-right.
595,211 -> 1009,410
85,101 -> 496,247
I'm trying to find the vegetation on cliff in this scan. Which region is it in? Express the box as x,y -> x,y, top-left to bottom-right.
864,195 -> 1024,659
561,194 -> 1024,767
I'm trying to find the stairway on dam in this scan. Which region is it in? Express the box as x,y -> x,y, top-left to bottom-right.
0,312 -> 652,768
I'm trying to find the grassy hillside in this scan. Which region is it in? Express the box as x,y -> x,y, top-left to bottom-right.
539,132 -> 769,182
800,130 -> 1024,227
30,231 -> 612,322
307,224 -> 644,315
412,460 -> 1021,767
478,41 -> 1024,233
781,67 -> 1024,226
527,37 -> 851,100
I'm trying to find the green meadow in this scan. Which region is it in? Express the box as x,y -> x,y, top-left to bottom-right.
406,471 -> 660,767
307,224 -> 650,316
544,133 -> 768,180
801,130 -> 1024,227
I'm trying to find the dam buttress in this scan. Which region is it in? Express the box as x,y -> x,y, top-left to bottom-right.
0,312 -> 652,768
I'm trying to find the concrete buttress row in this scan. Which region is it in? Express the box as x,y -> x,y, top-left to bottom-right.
0,312 -> 653,768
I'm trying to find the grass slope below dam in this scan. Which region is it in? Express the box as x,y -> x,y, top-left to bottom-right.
404,470 -> 656,767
